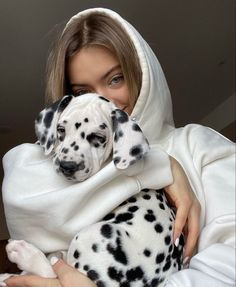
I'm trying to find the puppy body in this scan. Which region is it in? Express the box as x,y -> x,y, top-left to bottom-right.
1,94 -> 184,287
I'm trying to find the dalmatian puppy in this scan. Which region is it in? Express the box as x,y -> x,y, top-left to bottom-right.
1,94 -> 184,287
35,93 -> 149,182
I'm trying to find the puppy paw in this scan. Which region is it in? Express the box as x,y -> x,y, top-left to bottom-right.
6,240 -> 56,278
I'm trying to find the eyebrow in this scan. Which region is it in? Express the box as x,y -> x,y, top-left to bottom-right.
70,64 -> 121,88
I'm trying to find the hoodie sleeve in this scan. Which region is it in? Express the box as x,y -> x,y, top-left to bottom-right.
166,243 -> 235,287
125,145 -> 173,190
167,124 -> 236,287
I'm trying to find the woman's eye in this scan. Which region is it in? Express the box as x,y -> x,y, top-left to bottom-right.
74,89 -> 90,96
109,74 -> 124,86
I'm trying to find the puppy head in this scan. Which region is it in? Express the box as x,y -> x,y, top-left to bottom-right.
35,93 -> 149,182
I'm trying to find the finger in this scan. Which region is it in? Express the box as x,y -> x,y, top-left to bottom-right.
52,258 -> 97,287
5,275 -> 60,287
173,204 -> 189,245
183,207 -> 200,259
51,258 -> 75,282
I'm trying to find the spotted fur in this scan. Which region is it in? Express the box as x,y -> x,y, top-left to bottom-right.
1,93 -> 184,286
35,93 -> 149,181
67,189 -> 184,287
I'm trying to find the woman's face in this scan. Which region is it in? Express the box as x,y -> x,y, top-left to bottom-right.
68,45 -> 132,114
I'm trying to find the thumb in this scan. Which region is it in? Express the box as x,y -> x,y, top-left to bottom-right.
50,257 -> 74,281
50,257 -> 96,287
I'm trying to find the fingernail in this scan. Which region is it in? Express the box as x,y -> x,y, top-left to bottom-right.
174,237 -> 179,247
0,282 -> 7,287
50,256 -> 59,265
183,256 -> 190,265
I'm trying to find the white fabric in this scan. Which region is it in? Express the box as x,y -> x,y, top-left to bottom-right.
2,7 -> 236,286
2,144 -> 172,252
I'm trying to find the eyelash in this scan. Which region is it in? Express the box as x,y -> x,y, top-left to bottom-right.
109,74 -> 124,86
73,89 -> 91,96
72,73 -> 124,96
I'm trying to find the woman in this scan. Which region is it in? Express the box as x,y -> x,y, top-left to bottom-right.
2,7 -> 235,287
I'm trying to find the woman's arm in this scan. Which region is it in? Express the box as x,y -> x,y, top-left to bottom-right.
4,258 -> 97,287
165,156 -> 201,261
166,125 -> 236,286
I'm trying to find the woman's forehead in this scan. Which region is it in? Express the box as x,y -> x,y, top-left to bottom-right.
68,46 -> 119,78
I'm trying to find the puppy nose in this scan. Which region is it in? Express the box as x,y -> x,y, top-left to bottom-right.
59,161 -> 77,175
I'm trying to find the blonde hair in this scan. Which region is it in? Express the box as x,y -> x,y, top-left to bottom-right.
45,13 -> 142,108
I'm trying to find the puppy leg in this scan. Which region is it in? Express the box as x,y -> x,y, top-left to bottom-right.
6,240 -> 56,278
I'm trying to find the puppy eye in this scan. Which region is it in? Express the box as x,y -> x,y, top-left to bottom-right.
95,134 -> 106,144
86,133 -> 107,147
57,126 -> 65,134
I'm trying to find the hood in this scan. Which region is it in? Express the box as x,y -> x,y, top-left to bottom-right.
65,8 -> 175,145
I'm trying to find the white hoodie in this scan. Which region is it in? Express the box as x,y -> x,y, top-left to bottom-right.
2,8 -> 235,286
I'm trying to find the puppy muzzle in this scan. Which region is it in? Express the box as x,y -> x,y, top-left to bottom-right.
59,160 -> 85,177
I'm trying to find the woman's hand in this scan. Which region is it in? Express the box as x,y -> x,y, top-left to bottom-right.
4,258 -> 97,287
52,258 -> 97,287
165,156 -> 201,262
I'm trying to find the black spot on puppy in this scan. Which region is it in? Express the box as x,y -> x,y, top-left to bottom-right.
144,212 -> 156,222
115,212 -> 133,222
165,235 -> 171,245
128,206 -> 139,213
126,266 -> 144,281
46,139 -> 53,150
44,110 -> 54,128
163,260 -> 171,272
40,135 -> 46,145
75,122 -> 81,129
114,109 -> 129,123
97,280 -> 106,287
114,130 -> 124,142
99,96 -> 110,102
87,270 -> 99,281
113,157 -> 121,165
73,249 -> 80,259
36,113 -> 42,123
159,203 -> 165,210
102,213 -> 115,221
81,132 -> 85,139
132,123 -> 142,132
130,145 -> 143,158
92,244 -> 98,252
58,95 -> 73,112
144,249 -> 151,257
106,238 -> 128,265
154,223 -> 164,233
156,252 -> 165,264
100,224 -> 113,239
108,266 -> 124,282
143,194 -> 151,200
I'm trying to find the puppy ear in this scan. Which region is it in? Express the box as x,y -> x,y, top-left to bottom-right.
111,109 -> 149,169
35,95 -> 73,155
